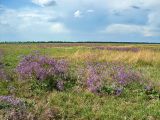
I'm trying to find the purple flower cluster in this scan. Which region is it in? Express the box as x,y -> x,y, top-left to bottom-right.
16,54 -> 68,81
56,80 -> 64,91
113,66 -> 142,86
0,95 -> 23,106
93,46 -> 139,52
114,88 -> 123,96
86,66 -> 102,92
82,62 -> 143,95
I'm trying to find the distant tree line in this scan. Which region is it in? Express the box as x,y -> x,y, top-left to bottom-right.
0,41 -> 159,44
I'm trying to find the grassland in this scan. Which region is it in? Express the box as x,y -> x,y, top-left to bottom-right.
0,43 -> 160,120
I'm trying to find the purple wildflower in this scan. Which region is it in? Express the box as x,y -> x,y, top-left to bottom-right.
117,67 -> 128,85
56,80 -> 64,91
86,66 -> 102,92
16,54 -> 68,81
144,85 -> 153,91
93,46 -> 139,52
115,88 -> 123,96
81,62 -> 144,95
0,95 -> 23,106
112,65 -> 142,86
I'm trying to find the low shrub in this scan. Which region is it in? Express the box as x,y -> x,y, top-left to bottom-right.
79,62 -> 151,96
16,54 -> 76,91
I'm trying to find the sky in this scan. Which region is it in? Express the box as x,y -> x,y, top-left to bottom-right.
0,0 -> 160,42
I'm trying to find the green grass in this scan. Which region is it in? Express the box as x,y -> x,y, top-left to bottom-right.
0,43 -> 160,120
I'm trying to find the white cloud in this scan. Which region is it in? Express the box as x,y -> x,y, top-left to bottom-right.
73,9 -> 94,18
143,27 -> 160,37
103,24 -> 143,34
97,0 -> 160,37
50,23 -> 70,33
102,24 -> 160,37
74,10 -> 82,18
32,0 -> 56,7
62,0 -> 159,13
87,9 -> 94,13
0,6 -> 70,35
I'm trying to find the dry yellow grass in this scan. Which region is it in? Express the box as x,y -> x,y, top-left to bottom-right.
70,48 -> 160,66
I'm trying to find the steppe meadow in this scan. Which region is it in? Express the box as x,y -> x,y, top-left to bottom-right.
0,43 -> 160,119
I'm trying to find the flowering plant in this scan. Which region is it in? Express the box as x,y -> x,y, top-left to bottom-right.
16,54 -> 68,90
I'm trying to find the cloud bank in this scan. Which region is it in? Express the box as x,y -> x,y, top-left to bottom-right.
32,0 -> 56,7
0,0 -> 160,42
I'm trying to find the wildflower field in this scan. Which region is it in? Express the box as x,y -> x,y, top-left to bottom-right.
0,43 -> 160,120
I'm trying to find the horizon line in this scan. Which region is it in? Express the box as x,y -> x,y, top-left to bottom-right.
0,41 -> 160,44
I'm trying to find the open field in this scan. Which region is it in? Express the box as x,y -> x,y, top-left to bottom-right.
0,43 -> 160,120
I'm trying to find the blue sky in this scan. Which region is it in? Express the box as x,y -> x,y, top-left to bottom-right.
0,0 -> 160,42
